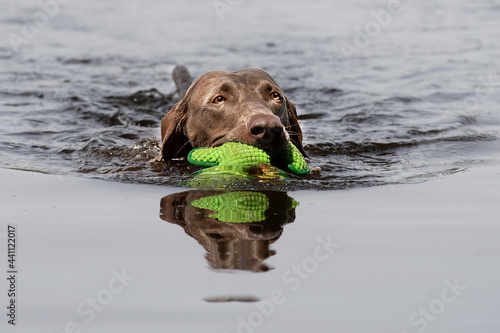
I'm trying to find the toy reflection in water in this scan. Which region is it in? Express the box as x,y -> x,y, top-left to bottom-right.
159,190 -> 299,272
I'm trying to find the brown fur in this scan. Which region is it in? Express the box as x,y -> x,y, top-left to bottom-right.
158,68 -> 303,161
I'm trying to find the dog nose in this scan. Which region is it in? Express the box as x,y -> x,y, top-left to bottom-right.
248,114 -> 284,144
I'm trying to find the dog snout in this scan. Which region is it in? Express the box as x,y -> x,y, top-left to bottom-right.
248,114 -> 287,150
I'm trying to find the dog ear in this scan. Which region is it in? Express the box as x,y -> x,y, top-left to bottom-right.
159,190 -> 226,225
285,98 -> 306,155
159,192 -> 188,225
157,99 -> 192,161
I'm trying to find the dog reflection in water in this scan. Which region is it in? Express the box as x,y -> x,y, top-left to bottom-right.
159,190 -> 298,272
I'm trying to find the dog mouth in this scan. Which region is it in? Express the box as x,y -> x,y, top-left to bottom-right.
211,137 -> 289,153
210,135 -> 228,148
210,130 -> 289,152
257,132 -> 289,152
255,139 -> 288,152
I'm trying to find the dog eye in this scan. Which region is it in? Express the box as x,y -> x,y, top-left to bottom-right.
212,95 -> 226,104
270,91 -> 282,101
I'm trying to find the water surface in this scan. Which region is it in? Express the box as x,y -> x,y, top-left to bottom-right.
1,2 -> 500,331
1,0 -> 499,190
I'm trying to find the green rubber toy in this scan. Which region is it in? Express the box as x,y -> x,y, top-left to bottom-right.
187,142 -> 310,175
189,191 -> 299,223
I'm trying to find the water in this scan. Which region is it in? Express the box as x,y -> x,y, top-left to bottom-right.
3,166 -> 499,332
1,0 -> 499,190
2,2 -> 500,331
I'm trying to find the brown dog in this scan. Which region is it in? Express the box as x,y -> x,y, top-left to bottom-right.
157,68 -> 303,161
